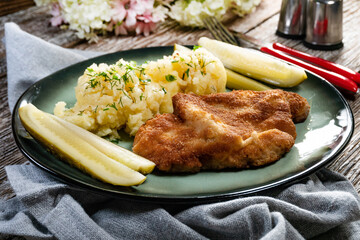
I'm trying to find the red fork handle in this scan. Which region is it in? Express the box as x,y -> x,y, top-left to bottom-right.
260,46 -> 359,94
272,43 -> 360,85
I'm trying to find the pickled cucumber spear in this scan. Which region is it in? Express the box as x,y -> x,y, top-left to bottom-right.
226,68 -> 271,91
198,37 -> 307,88
174,44 -> 271,91
19,103 -> 155,186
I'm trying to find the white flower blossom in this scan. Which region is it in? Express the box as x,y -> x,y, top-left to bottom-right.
152,4 -> 169,23
231,0 -> 262,17
59,0 -> 113,41
34,0 -> 262,41
168,0 -> 261,27
168,0 -> 229,27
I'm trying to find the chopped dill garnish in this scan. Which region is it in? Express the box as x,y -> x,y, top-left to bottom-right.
200,59 -> 215,68
126,64 -> 135,71
99,72 -> 109,79
165,74 -> 177,82
185,68 -> 190,77
77,110 -> 84,116
182,68 -> 190,79
185,63 -> 193,68
161,86 -> 167,94
122,72 -> 130,84
140,78 -> 151,84
87,78 -> 100,89
109,80 -> 117,89
107,102 -> 118,111
112,74 -> 120,81
118,98 -> 124,107
121,88 -> 132,100
139,68 -> 146,79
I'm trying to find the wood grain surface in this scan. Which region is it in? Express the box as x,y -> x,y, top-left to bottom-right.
0,0 -> 35,17
0,0 -> 359,197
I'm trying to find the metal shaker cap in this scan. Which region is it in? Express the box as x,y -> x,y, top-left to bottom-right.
276,0 -> 307,39
304,0 -> 343,50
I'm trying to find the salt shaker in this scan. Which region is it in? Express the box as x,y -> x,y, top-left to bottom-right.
276,0 -> 307,39
304,0 -> 343,50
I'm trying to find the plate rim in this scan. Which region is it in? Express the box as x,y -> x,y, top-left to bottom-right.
11,46 -> 355,204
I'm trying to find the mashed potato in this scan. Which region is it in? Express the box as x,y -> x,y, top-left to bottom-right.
54,47 -> 226,138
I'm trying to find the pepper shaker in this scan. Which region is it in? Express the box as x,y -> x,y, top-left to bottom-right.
276,0 -> 307,39
303,0 -> 343,50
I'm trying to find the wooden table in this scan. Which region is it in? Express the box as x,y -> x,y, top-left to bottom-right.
1,0 -> 359,198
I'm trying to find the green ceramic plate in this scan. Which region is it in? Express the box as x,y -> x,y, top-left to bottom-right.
12,46 -> 354,203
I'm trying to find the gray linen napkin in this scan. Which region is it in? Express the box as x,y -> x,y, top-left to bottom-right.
5,22 -> 103,112
2,22 -> 360,239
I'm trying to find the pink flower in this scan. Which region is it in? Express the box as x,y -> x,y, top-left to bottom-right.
109,0 -> 163,36
125,0 -> 145,27
135,22 -> 157,36
112,0 -> 127,23
50,2 -> 64,27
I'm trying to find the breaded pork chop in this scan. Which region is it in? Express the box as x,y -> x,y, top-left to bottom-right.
133,90 -> 310,172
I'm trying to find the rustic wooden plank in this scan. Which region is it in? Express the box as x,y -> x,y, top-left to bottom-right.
229,0 -> 282,33
0,180 -> 15,200
0,75 -> 26,183
0,0 -> 35,17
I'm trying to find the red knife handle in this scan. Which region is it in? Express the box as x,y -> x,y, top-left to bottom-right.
260,46 -> 359,94
272,42 -> 360,85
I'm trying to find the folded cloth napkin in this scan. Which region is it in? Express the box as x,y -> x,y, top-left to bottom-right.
2,22 -> 360,239
5,23 -> 103,112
